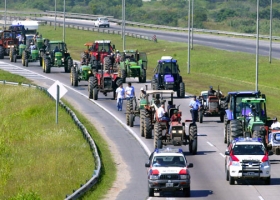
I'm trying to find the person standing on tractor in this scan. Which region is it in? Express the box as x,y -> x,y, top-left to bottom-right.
158,102 -> 170,122
139,87 -> 146,99
189,95 -> 201,124
115,84 -> 125,111
208,86 -> 216,96
125,82 -> 135,100
271,117 -> 280,129
16,34 -> 24,44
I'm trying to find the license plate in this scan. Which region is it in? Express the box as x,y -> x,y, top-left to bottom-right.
247,172 -> 255,175
166,183 -> 173,187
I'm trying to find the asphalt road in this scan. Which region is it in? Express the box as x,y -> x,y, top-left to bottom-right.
1,18 -> 280,200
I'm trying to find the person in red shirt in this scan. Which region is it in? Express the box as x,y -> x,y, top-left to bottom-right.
170,110 -> 181,122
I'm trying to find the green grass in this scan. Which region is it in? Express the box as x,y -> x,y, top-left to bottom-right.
38,24 -> 280,117
0,72 -> 115,199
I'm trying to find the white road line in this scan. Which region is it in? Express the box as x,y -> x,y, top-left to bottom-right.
258,196 -> 264,200
207,141 -> 214,147
219,153 -> 226,158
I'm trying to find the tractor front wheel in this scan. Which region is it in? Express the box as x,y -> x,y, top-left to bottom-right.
71,67 -> 78,86
0,46 -> 4,59
45,58 -> 51,73
189,124 -> 198,155
88,76 -> 94,99
154,122 -> 163,149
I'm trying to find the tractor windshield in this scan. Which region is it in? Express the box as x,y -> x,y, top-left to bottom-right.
49,43 -> 66,51
158,61 -> 178,74
95,43 -> 111,52
240,101 -> 266,119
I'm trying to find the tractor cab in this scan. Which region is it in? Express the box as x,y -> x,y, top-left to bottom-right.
46,41 -> 67,59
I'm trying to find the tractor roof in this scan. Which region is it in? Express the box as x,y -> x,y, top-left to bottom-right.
94,40 -> 111,43
146,90 -> 175,94
124,49 -> 137,53
241,98 -> 266,103
228,91 -> 259,95
49,41 -> 65,44
158,58 -> 177,63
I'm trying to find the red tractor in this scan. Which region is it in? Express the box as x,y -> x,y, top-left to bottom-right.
0,30 -> 19,59
86,40 -> 116,71
88,55 -> 123,100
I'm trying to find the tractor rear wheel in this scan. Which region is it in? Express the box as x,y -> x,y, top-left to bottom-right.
129,114 -> 134,127
144,110 -> 152,138
140,110 -> 145,137
71,67 -> 78,86
189,124 -> 198,155
139,69 -> 146,83
224,115 -> 228,144
39,57 -> 42,66
154,122 -> 163,149
9,48 -> 13,62
178,82 -> 185,98
199,110 -> 203,123
88,76 -> 94,99
45,58 -> 51,73
220,111 -> 224,122
93,88 -> 98,100
104,56 -> 112,70
22,52 -> 25,66
65,58 -> 73,73
0,46 -> 4,59
24,51 -> 28,67
121,69 -> 127,83
229,120 -> 243,144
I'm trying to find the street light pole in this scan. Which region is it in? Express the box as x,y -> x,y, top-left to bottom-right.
4,0 -> 7,29
269,0 -> 273,63
122,0 -> 126,51
55,0 -> 57,30
187,0 -> 191,74
63,0 -> 65,42
256,0 -> 259,91
191,0 -> 194,50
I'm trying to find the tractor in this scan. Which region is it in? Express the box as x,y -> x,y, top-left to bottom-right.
151,56 -> 185,98
70,61 -> 93,86
134,90 -> 197,153
88,56 -> 123,100
223,91 -> 272,145
198,87 -> 225,123
86,40 -> 116,71
21,36 -> 47,67
118,50 -> 147,83
41,41 -> 73,73
0,30 -> 19,60
228,98 -> 272,148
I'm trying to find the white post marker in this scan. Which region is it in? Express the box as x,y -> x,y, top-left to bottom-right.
47,81 -> 68,124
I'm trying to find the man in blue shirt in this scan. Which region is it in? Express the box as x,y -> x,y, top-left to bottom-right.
189,95 -> 201,124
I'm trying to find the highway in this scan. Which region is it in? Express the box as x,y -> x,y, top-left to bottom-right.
1,18 -> 280,200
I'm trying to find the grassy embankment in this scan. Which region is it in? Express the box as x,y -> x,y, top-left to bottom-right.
0,71 -> 116,199
38,24 -> 280,117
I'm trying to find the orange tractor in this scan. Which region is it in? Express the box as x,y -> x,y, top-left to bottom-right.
0,30 -> 19,59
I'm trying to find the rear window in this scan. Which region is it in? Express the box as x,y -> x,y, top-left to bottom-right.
99,18 -> 108,21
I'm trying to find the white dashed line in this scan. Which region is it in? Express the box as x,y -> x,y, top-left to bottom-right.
258,196 -> 264,200
207,141 -> 214,147
219,153 -> 226,158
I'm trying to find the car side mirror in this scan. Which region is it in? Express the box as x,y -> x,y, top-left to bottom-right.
225,151 -> 230,156
268,151 -> 273,156
187,163 -> 193,168
145,163 -> 150,167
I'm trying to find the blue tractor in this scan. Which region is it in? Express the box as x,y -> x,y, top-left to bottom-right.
223,90 -> 266,145
151,56 -> 185,98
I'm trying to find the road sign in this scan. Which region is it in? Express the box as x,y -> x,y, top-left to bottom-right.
47,80 -> 68,100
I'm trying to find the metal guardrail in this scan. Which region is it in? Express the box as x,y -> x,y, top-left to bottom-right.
1,10 -> 280,40
0,80 -> 101,200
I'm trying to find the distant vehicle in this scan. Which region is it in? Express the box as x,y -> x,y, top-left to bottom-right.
145,148 -> 193,197
225,137 -> 273,185
94,17 -> 110,28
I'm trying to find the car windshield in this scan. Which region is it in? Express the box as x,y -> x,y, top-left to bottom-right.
100,18 -> 108,21
232,144 -> 265,155
152,156 -> 186,167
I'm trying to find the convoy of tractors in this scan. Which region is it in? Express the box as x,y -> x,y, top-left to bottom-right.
2,20 -> 278,157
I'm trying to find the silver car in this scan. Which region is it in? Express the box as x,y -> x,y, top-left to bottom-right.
94,17 -> 110,28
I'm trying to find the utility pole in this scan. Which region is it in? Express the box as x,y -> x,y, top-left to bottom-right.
187,0 -> 191,74
191,0 -> 194,49
63,0 -> 65,42
256,0 -> 259,91
269,0 -> 273,63
55,0 -> 57,30
4,0 -> 7,29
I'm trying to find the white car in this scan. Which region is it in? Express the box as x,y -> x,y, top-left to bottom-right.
145,148 -> 193,197
268,128 -> 280,155
225,137 -> 273,185
94,17 -> 110,28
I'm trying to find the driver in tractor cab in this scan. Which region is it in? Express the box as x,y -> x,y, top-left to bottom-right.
30,42 -> 36,50
208,86 -> 216,96
164,66 -> 171,73
168,110 -> 181,134
157,102 -> 170,131
54,46 -> 59,53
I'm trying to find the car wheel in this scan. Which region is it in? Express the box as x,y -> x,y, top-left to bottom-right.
229,175 -> 234,185
226,170 -> 229,181
148,186 -> 154,197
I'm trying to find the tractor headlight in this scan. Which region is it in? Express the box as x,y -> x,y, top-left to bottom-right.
88,71 -> 91,74
172,130 -> 176,133
178,130 -> 183,134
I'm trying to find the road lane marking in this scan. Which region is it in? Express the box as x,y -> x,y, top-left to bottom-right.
219,153 -> 226,158
207,141 -> 214,147
258,196 -> 264,200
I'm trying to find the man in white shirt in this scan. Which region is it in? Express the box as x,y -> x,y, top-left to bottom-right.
30,42 -> 37,50
271,117 -> 280,129
157,102 -> 170,122
115,84 -> 125,111
125,82 -> 135,100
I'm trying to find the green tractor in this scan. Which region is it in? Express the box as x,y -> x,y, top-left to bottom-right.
231,98 -> 272,146
70,62 -> 93,86
22,37 -> 48,67
42,41 -> 73,73
118,50 -> 147,83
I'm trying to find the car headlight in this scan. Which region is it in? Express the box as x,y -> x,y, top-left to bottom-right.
231,161 -> 240,166
261,161 -> 270,168
149,175 -> 159,180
